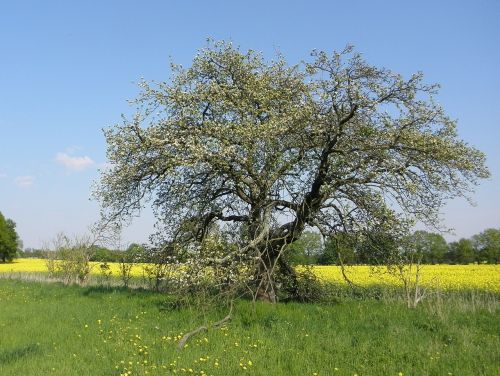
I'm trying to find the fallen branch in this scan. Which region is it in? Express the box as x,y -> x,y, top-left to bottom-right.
177,302 -> 233,349
177,325 -> 208,349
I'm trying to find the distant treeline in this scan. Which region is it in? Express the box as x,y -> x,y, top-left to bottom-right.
19,228 -> 499,265
284,228 -> 500,266
19,244 -> 144,263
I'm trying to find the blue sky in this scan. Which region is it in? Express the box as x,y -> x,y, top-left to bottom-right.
1,0 -> 499,249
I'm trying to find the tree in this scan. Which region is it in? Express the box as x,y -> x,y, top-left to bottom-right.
472,228 -> 500,264
0,212 -> 20,262
286,231 -> 322,265
356,231 -> 400,265
447,239 -> 476,264
406,231 -> 448,264
94,41 -> 489,301
318,233 -> 356,265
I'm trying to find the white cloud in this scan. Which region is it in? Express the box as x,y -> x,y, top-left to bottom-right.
15,176 -> 35,188
55,152 -> 95,171
0,172 -> 7,179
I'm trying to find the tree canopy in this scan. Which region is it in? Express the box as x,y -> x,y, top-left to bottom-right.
0,212 -> 20,262
472,228 -> 500,264
447,238 -> 476,264
95,41 -> 489,301
286,231 -> 322,265
406,230 -> 448,264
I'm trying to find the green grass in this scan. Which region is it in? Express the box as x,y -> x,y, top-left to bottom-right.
0,279 -> 498,376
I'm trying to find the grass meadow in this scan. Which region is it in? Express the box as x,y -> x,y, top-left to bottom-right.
1,262 -> 499,375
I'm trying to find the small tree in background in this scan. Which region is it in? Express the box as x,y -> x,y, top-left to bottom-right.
118,243 -> 144,288
141,245 -> 175,292
447,239 -> 476,264
407,231 -> 447,264
286,231 -> 322,265
391,244 -> 426,309
472,228 -> 500,264
44,233 -> 95,285
0,212 -> 20,263
318,233 -> 357,265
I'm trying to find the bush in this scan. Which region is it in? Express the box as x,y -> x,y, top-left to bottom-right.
44,233 -> 95,285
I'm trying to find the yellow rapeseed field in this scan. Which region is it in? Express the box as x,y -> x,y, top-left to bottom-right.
0,258 -> 144,277
312,264 -> 500,292
1,258 -> 499,292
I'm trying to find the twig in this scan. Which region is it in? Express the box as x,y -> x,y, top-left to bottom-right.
338,253 -> 358,288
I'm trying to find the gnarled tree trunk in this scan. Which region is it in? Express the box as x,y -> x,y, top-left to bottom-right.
253,238 -> 301,302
